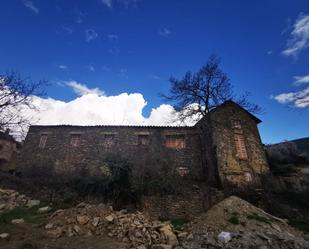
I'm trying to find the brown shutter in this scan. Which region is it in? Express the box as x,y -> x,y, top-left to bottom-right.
234,134 -> 248,160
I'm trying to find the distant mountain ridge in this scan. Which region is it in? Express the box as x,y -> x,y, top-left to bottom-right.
290,137 -> 309,157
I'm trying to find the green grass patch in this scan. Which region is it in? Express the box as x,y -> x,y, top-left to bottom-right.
228,216 -> 240,225
0,206 -> 42,224
247,212 -> 271,224
170,218 -> 189,230
288,218 -> 309,233
159,218 -> 190,230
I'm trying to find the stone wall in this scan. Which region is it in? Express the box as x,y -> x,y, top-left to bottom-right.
0,139 -> 18,172
17,126 -> 203,182
16,101 -> 269,191
142,189 -> 224,219
210,101 -> 269,188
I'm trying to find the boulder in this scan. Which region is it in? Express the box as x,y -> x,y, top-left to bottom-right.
26,199 -> 40,207
46,227 -> 63,238
0,233 -> 10,240
152,244 -> 173,249
37,206 -> 51,214
92,217 -> 100,227
159,224 -> 179,246
105,214 -> 115,222
45,223 -> 54,229
76,215 -> 90,225
11,218 -> 25,224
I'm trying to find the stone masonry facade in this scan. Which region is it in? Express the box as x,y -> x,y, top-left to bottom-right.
16,101 -> 269,188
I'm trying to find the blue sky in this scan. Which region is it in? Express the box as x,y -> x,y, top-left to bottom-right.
0,0 -> 309,143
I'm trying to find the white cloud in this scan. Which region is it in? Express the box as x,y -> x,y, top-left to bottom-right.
294,75 -> 309,85
149,74 -> 160,80
58,65 -> 68,70
8,81 -> 200,139
158,28 -> 171,37
18,92 -> 192,138
282,13 -> 309,57
101,0 -> 113,9
107,34 -> 118,41
101,0 -> 138,9
85,29 -> 98,42
87,65 -> 95,72
23,0 -> 39,14
272,87 -> 309,108
267,50 -> 273,55
62,26 -> 73,34
65,81 -> 105,96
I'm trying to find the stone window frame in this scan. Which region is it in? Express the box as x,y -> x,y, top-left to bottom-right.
231,119 -> 242,130
102,132 -> 118,147
135,132 -> 151,146
70,133 -> 82,147
164,133 -> 186,150
176,166 -> 190,177
244,172 -> 252,182
38,133 -> 49,149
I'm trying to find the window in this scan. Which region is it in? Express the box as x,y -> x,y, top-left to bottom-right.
138,135 -> 149,146
70,134 -> 81,147
165,135 -> 186,149
234,134 -> 248,160
39,134 -> 47,149
176,167 -> 190,177
231,119 -> 242,129
104,134 -> 115,147
244,172 -> 252,182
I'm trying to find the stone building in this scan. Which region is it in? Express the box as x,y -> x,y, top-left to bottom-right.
17,101 -> 269,188
0,130 -> 20,172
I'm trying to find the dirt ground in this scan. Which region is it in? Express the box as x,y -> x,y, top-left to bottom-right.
0,221 -> 128,249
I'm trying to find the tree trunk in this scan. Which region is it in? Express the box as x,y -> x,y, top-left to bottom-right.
200,114 -> 221,188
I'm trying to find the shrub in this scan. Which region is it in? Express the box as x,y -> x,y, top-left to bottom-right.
228,216 -> 240,225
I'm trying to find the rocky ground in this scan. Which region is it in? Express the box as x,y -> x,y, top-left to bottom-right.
1,188 -> 309,249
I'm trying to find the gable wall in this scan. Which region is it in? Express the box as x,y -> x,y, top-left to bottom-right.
210,103 -> 269,187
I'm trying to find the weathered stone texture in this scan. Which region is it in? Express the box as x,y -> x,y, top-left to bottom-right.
0,132 -> 19,172
210,101 -> 269,187
16,101 -> 269,189
18,126 -> 203,180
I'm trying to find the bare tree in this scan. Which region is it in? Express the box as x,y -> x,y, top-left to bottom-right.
163,55 -> 261,122
0,71 -> 46,137
162,55 -> 261,187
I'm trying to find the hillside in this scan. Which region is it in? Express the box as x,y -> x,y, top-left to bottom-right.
292,137 -> 309,158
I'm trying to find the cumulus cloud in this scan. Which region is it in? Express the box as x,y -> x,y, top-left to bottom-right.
8,81 -> 198,139
272,87 -> 309,108
23,0 -> 39,14
294,75 -> 309,85
19,92 -> 192,138
65,81 -> 104,96
282,13 -> 309,57
85,29 -> 98,42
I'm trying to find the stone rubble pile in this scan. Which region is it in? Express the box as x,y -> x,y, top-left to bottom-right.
0,188 -> 40,212
45,202 -> 178,249
176,196 -> 309,249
